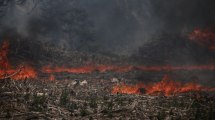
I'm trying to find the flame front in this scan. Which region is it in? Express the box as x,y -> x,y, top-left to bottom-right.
42,65 -> 215,74
0,41 -> 10,70
0,41 -> 37,80
49,74 -> 55,81
42,65 -> 133,74
1,41 -> 215,95
189,27 -> 215,51
112,75 -> 215,96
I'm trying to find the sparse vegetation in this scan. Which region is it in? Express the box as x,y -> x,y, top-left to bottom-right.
32,94 -> 47,112
89,98 -> 97,109
0,78 -> 214,119
60,89 -> 69,106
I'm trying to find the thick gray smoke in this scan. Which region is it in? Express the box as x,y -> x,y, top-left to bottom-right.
0,0 -> 97,52
0,0 -> 38,35
0,0 -> 215,56
0,0 -> 214,85
77,0 -> 215,55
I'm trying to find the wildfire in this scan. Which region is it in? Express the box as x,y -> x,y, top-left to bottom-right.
112,75 -> 215,96
42,64 -> 215,74
49,74 -> 55,81
42,65 -> 133,74
0,41 -> 37,80
189,27 -> 215,51
112,83 -> 144,94
0,41 -> 10,69
1,40 -> 215,87
136,65 -> 215,71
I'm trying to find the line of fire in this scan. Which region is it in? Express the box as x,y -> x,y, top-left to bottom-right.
0,0 -> 215,119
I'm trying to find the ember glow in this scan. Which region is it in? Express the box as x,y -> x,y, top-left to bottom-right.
112,75 -> 215,96
0,41 -> 37,80
49,74 -> 56,81
42,65 -> 134,74
136,65 -> 215,71
42,64 -> 215,74
189,28 -> 215,51
0,41 -> 10,69
1,40 -> 215,94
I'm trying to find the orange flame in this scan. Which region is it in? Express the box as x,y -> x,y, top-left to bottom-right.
136,65 -> 215,71
189,27 -> 215,51
112,75 -> 215,96
112,83 -> 144,94
1,40 -> 215,83
42,65 -> 133,74
48,74 -> 55,81
0,41 -> 37,80
12,65 -> 37,80
0,41 -> 11,70
42,64 -> 215,74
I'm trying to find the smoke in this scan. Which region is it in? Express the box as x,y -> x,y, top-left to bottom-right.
0,0 -> 215,56
78,0 -> 215,55
0,0 -> 214,85
0,0 -> 39,36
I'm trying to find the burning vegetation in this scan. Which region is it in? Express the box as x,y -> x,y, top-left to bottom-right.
0,41 -> 37,80
0,39 -> 215,119
1,1 -> 215,119
1,40 -> 215,93
112,75 -> 215,96
189,27 -> 215,51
